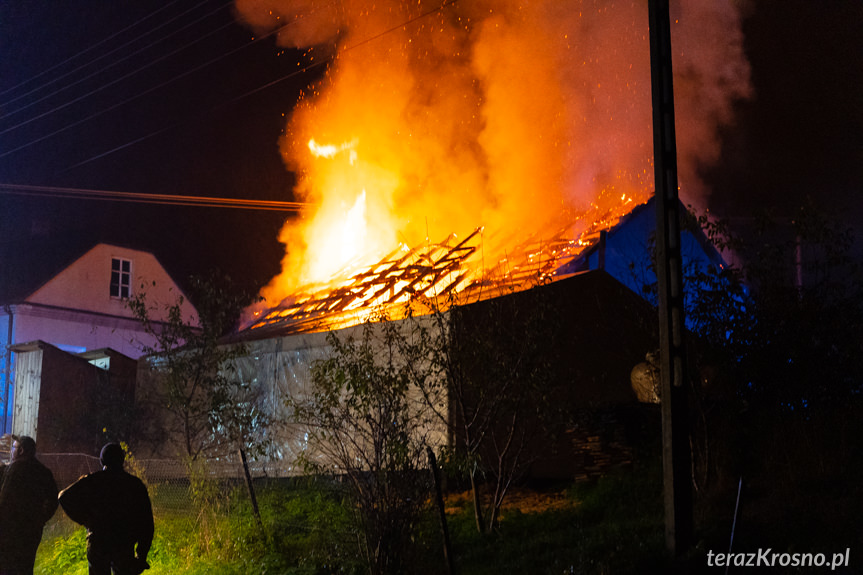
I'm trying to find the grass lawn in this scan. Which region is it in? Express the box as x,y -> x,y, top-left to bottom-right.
36,465 -> 666,575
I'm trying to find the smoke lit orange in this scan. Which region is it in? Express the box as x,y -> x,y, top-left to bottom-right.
235,0 -> 751,320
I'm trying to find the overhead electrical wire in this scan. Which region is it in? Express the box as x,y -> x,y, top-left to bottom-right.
73,0 -> 460,169
344,0 -> 459,54
0,19 -> 238,159
70,56 -> 329,171
0,11 -> 236,137
0,0 -> 185,99
0,183 -> 313,212
0,0 -> 233,118
0,2 -> 336,161
219,0 -> 460,105
2,0 -> 459,175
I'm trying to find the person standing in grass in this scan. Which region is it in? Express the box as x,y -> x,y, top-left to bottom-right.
59,443 -> 154,575
0,435 -> 59,575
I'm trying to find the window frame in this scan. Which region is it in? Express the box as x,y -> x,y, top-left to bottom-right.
110,257 -> 133,299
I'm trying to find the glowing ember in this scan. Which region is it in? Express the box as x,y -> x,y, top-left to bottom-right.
235,0 -> 751,330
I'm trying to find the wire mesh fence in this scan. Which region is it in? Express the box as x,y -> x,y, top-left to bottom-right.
32,453 -> 298,541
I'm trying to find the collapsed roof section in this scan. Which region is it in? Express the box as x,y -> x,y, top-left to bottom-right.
239,201 -> 642,339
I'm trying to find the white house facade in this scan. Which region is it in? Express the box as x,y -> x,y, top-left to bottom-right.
1,243 -> 198,434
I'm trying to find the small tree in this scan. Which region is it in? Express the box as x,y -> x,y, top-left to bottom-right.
290,318 -> 437,575
129,272 -> 271,525
669,203 -> 863,497
129,273 -> 264,459
399,284 -> 563,533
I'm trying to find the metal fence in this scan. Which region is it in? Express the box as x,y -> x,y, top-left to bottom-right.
38,452 -> 293,489
29,453 -> 296,540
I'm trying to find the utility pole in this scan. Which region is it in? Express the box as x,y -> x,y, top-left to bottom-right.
648,0 -> 694,557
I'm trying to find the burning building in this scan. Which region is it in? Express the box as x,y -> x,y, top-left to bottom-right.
215,195 -> 724,479
233,0 -> 750,316
141,1 -> 750,477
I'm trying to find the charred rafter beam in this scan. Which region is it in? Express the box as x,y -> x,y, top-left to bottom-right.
246,230 -> 482,331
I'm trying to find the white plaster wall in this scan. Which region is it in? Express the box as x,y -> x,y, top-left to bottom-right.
26,244 -> 197,325
12,307 -> 159,359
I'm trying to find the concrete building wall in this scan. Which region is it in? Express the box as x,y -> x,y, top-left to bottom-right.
1,243 -> 198,435
137,318 -> 450,472
11,341 -> 137,453
26,243 -> 196,325
11,304 -> 158,358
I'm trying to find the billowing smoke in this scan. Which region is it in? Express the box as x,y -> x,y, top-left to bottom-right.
235,0 -> 751,305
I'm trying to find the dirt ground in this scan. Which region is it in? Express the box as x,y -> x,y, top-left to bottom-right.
445,487 -> 576,516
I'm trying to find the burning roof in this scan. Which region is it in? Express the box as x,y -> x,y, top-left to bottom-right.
241,198 -> 641,337
233,1 -> 751,338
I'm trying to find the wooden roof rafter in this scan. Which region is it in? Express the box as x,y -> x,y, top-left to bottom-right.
239,198 -> 650,337
246,229 -> 484,333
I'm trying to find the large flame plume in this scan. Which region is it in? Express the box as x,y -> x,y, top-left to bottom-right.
235,0 -> 751,309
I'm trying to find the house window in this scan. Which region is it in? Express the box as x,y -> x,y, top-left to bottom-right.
110,258 -> 132,299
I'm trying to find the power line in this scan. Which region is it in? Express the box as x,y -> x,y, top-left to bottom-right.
0,0 -> 185,99
345,0 -> 459,53
0,19 -> 238,160
0,183 -> 313,212
0,15 -> 236,137
0,0 -> 232,118
0,5 -> 326,161
68,57 -> 331,171
1,0 -> 458,166
224,0 -> 460,105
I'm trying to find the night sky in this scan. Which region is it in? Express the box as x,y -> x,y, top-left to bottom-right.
705,1 -> 863,224
1,0 -> 312,296
1,0 -> 861,300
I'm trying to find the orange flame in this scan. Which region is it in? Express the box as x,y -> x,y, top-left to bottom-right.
235,0 -> 751,314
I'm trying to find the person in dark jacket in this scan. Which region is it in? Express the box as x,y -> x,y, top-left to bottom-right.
59,443 -> 154,575
0,436 -> 59,575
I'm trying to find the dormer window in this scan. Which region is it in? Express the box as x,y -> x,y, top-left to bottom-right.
110,257 -> 132,299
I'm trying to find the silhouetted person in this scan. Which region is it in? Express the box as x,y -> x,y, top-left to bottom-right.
59,443 -> 154,575
0,436 -> 59,575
